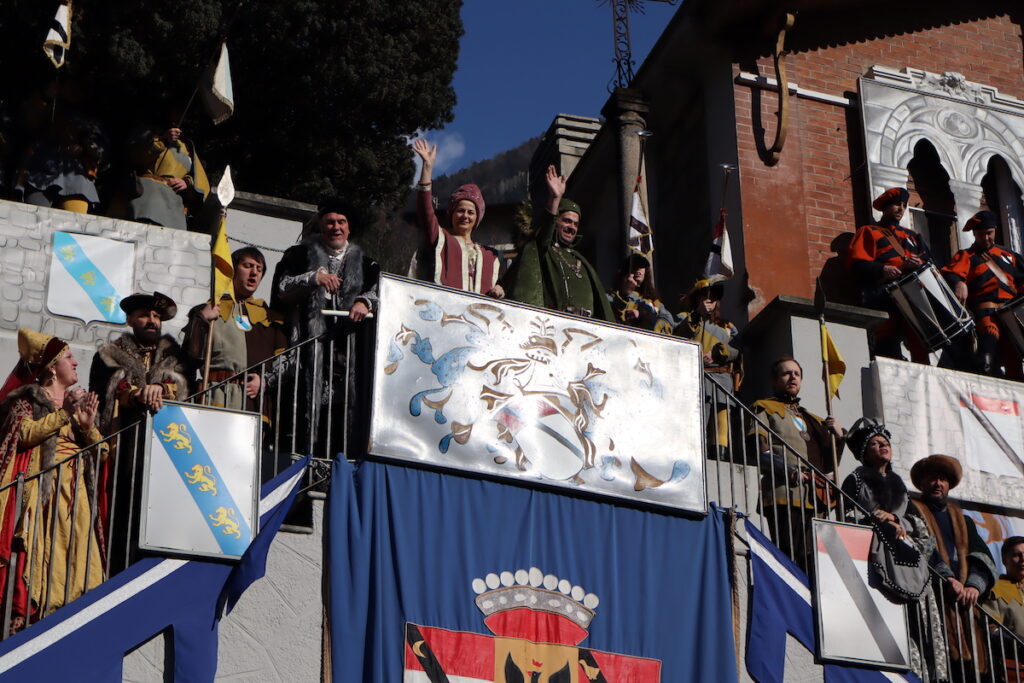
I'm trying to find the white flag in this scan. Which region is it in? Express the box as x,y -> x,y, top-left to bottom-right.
627,189 -> 654,261
201,43 -> 234,125
703,208 -> 734,279
42,2 -> 72,69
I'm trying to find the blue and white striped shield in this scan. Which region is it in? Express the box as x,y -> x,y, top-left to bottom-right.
46,231 -> 135,325
141,402 -> 261,560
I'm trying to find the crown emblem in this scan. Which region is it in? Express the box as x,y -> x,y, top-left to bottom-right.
472,567 -> 599,645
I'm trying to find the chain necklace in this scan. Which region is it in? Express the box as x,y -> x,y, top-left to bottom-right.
553,245 -> 583,279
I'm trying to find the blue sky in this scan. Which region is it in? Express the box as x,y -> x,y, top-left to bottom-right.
422,1 -> 679,175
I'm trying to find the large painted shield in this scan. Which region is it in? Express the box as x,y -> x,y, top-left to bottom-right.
370,275 -> 707,515
140,402 -> 260,560
46,231 -> 135,325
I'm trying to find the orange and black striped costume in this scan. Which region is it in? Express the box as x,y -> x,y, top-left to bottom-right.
846,222 -> 932,360
942,244 -> 1024,343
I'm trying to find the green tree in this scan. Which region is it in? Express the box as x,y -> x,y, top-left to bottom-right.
0,0 -> 462,208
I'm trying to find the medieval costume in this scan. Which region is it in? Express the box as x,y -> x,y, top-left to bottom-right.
0,330 -> 105,625
413,183 -> 502,294
504,199 -> 613,321
749,393 -> 843,566
847,187 -> 932,362
125,127 -> 209,229
88,293 -> 189,573
183,298 -> 249,410
607,254 -> 676,335
910,454 -> 997,674
985,575 -> 1024,639
271,230 -> 379,458
17,112 -> 107,214
942,210 -> 1024,377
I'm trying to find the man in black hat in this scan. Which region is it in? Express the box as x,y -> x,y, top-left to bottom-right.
89,291 -> 190,431
942,210 -> 1024,377
270,199 -> 379,459
847,187 -> 932,362
88,290 -> 189,573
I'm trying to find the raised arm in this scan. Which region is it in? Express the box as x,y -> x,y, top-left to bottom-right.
413,139 -> 441,245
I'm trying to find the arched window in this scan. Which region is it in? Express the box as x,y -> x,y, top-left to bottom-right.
906,139 -> 957,266
980,155 -> 1024,252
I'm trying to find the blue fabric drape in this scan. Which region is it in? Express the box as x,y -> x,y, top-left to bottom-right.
329,459 -> 737,682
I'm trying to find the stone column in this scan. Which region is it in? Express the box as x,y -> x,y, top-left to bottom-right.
601,88 -> 649,254
948,179 -> 985,250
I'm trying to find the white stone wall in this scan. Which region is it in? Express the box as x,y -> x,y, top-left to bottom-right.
0,199 -> 211,386
122,500 -> 325,682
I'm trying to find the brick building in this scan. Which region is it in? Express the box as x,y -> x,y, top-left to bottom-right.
559,1 -> 1024,322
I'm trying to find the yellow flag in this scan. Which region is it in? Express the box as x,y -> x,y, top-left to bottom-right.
211,214 -> 234,303
821,323 -> 846,399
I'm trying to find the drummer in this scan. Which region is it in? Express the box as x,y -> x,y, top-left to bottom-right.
942,210 -> 1024,377
847,187 -> 932,363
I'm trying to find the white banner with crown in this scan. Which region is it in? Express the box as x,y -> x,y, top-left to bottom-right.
370,275 -> 707,514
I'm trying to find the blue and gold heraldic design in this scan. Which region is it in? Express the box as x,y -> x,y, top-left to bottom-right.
329,459 -> 737,682
371,275 -> 707,514
47,231 -> 135,325
145,403 -> 258,559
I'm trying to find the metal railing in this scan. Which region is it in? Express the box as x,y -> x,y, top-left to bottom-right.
0,322 -> 367,640
703,376 -> 1024,682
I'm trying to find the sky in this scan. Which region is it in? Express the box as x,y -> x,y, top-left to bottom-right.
421,1 -> 679,176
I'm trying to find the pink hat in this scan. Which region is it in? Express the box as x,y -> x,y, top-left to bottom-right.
447,184 -> 485,230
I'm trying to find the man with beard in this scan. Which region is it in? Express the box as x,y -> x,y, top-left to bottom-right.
503,165 -> 613,321
942,210 -> 1024,377
910,454 -> 996,672
89,291 -> 189,572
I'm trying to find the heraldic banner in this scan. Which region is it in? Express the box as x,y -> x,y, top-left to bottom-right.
329,460 -> 736,683
872,357 -> 1024,510
372,274 -> 706,514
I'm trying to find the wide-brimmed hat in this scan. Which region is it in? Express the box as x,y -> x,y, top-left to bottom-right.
910,454 -> 963,491
681,274 -> 728,309
119,291 -> 177,320
963,209 -> 998,233
872,187 -> 910,211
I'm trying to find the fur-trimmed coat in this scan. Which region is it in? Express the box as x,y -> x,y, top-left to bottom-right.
271,235 -> 380,345
88,333 -> 190,432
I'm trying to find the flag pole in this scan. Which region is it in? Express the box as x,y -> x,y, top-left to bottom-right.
699,164 -> 737,353
815,279 -> 843,519
177,0 -> 246,126
202,168 -> 236,402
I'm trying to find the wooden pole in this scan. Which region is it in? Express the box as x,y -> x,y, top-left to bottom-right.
820,312 -> 844,519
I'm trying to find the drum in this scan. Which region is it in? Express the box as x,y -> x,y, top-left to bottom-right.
996,296 -> 1024,355
885,264 -> 974,351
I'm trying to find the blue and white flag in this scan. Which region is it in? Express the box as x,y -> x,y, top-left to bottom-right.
330,459 -> 737,682
142,402 -> 260,560
746,523 -> 921,682
47,231 -> 134,325
0,457 -> 308,682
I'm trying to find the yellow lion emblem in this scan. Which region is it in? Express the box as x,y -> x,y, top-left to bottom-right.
208,506 -> 241,538
159,423 -> 193,454
183,464 -> 217,495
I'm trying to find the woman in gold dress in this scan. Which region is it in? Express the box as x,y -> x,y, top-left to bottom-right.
0,328 -> 106,630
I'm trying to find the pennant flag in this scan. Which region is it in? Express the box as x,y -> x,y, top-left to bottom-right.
0,457 -> 308,682
330,459 -> 737,682
627,188 -> 654,265
211,166 -> 235,303
42,1 -> 72,69
821,323 -> 846,399
746,523 -> 921,683
201,42 -> 234,125
704,207 -> 734,278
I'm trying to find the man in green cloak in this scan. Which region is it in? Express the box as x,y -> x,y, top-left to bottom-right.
503,165 -> 613,321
